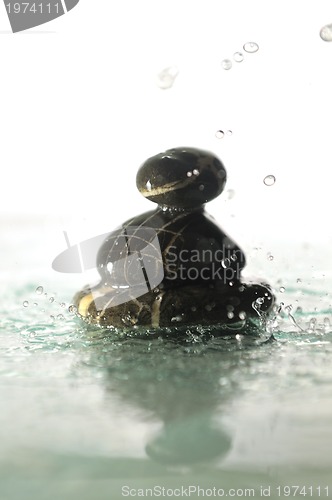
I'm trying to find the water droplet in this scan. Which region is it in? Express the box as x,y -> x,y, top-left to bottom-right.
33,302 -> 38,307
35,286 -> 43,295
233,51 -> 244,62
221,258 -> 231,268
49,297 -> 55,303
221,59 -> 232,70
193,169 -> 199,176
226,130 -> 233,136
191,306 -> 197,312
279,286 -> 285,293
23,300 -> 29,308
215,130 -> 224,139
171,315 -> 183,322
239,311 -> 246,320
243,42 -> 259,53
57,314 -> 65,321
267,253 -> 274,261
205,304 -> 212,312
187,171 -> 193,177
68,305 -> 77,314
156,66 -> 179,89
198,184 -> 205,191
320,24 -> 332,42
263,175 -> 276,186
308,318 -> 317,331
225,189 -> 235,200
227,311 -> 234,319
60,302 -> 66,308
324,317 -> 331,332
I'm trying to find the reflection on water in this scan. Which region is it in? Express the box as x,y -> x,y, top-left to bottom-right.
0,282 -> 332,499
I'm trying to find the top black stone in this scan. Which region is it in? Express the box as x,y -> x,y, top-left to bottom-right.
136,147 -> 227,209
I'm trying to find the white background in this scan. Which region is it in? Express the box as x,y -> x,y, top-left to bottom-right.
0,0 -> 331,287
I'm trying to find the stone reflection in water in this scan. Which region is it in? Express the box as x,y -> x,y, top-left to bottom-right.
85,336 -> 261,467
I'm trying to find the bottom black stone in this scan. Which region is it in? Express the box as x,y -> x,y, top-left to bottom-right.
74,280 -> 275,333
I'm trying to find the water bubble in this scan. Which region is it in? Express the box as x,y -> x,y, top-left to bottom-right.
230,254 -> 237,262
239,311 -> 246,320
215,130 -> 224,139
68,305 -> 77,314
60,302 -> 66,308
221,59 -> 232,70
263,175 -> 276,186
187,171 -> 193,177
233,51 -> 244,62
320,24 -> 332,42
35,286 -> 43,295
57,314 -> 65,321
243,42 -> 259,53
198,184 -> 205,191
23,300 -> 29,308
296,278 -> 302,284
279,287 -> 285,293
33,302 -> 38,307
296,306 -> 303,314
205,304 -> 212,312
226,130 -> 233,136
227,311 -> 234,319
156,66 -> 179,89
256,297 -> 264,305
193,169 -> 199,176
267,253 -> 274,261
49,297 -> 55,303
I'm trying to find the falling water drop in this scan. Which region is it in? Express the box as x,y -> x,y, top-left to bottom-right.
263,175 -> 276,186
215,130 -> 224,139
320,24 -> 332,42
225,189 -> 235,200
35,286 -> 43,295
243,42 -> 259,53
233,51 -> 244,62
221,59 -> 232,70
156,66 -> 179,89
